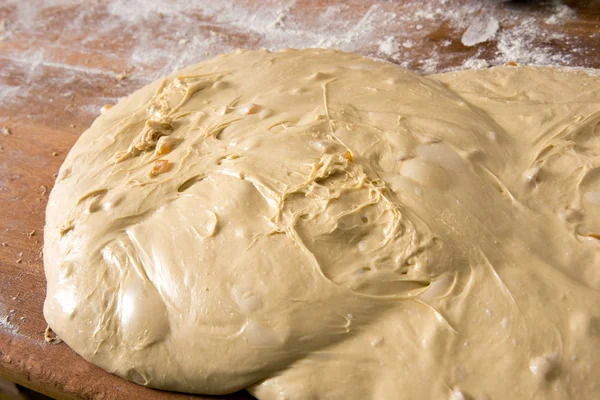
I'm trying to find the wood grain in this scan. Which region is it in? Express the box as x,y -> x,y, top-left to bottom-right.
0,0 -> 599,399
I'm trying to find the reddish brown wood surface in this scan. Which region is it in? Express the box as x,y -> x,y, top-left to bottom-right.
0,1 -> 599,399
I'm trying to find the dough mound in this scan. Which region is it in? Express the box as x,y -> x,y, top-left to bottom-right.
44,49 -> 600,399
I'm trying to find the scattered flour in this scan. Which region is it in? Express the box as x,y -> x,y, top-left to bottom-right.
403,40 -> 414,49
0,0 -> 590,117
495,18 -> 572,65
421,54 -> 441,74
0,20 -> 13,41
378,36 -> 400,59
0,310 -> 18,334
461,14 -> 500,46
462,58 -> 490,69
546,4 -> 576,25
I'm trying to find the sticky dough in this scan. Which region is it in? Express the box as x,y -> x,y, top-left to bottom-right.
44,49 -> 600,399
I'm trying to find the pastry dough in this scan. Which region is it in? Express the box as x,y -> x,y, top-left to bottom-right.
44,49 -> 600,399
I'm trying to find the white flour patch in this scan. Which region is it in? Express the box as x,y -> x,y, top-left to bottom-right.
462,58 -> 490,69
495,18 -> 572,65
421,54 -> 441,74
546,3 -> 575,25
0,310 -> 18,334
378,36 -> 400,60
461,14 -> 500,46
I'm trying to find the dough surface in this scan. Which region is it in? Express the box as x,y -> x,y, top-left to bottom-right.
44,49 -> 600,399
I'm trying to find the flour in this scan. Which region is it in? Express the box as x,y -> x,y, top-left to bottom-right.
378,36 -> 400,60
495,18 -> 572,66
461,15 -> 500,46
462,58 -> 490,70
546,4 -> 576,25
421,54 -> 441,74
0,0 -> 591,119
0,310 -> 18,334
0,20 -> 12,41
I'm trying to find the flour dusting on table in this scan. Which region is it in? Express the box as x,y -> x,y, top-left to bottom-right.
0,0 -> 594,119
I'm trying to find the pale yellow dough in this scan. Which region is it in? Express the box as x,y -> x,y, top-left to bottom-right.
44,49 -> 600,399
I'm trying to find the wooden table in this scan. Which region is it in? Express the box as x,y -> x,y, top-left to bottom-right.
0,1 -> 598,399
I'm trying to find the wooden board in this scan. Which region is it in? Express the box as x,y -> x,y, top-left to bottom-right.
0,1 -> 599,399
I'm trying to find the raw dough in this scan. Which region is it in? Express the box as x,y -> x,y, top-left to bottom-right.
44,49 -> 600,399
